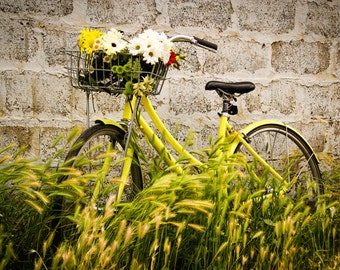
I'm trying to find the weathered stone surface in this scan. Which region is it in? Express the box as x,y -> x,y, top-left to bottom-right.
87,0 -> 157,24
31,74 -> 71,118
0,0 -> 73,16
272,41 -> 330,74
306,1 -> 340,38
305,83 -> 340,119
243,81 -> 300,116
204,37 -> 269,74
39,127 -> 72,161
169,78 -> 220,116
1,71 -> 34,117
233,0 -> 296,33
0,71 -> 71,119
0,126 -> 35,154
0,17 -> 38,61
168,0 -> 232,31
42,29 -> 68,66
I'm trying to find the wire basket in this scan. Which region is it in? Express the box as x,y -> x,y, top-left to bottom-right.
65,50 -> 169,95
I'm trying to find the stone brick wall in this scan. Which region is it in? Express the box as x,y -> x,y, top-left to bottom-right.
0,0 -> 339,166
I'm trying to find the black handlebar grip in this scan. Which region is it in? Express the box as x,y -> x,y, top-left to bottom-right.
193,36 -> 218,51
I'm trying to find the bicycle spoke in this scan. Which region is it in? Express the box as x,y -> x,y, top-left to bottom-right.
236,123 -> 322,202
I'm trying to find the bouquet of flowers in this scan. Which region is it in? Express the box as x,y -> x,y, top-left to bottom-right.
73,28 -> 184,95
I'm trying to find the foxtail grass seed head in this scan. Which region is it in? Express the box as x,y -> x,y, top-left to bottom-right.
176,235 -> 182,249
117,220 -> 127,240
62,249 -> 76,268
236,244 -> 240,258
112,240 -> 118,253
260,246 -> 268,261
250,248 -> 255,259
243,233 -> 248,247
124,226 -> 134,245
155,215 -> 162,231
163,237 -> 171,256
99,237 -> 107,255
138,222 -> 150,239
242,255 -> 248,266
187,223 -> 205,232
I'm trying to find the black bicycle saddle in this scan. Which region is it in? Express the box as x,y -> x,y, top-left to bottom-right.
205,81 -> 255,95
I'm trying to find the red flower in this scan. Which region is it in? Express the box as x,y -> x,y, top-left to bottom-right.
167,50 -> 177,66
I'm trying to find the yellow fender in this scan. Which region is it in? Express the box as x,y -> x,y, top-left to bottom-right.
237,119 -> 319,162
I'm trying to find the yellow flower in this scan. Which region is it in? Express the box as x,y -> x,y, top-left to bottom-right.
133,75 -> 154,95
78,28 -> 103,53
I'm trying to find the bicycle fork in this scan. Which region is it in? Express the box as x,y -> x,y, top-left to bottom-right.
116,96 -> 141,203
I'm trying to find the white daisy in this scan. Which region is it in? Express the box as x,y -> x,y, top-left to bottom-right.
128,37 -> 146,55
100,28 -> 127,56
143,44 -> 162,64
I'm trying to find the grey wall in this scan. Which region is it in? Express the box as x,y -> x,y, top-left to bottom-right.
0,0 -> 339,166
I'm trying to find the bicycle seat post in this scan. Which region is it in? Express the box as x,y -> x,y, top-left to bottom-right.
220,95 -> 238,116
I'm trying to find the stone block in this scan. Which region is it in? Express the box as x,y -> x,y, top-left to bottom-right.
243,81 -> 340,121
87,0 -> 157,25
233,0 -> 295,34
38,127 -> 74,162
1,71 -> 34,118
272,41 -> 330,74
292,121 -> 328,154
0,126 -> 35,155
32,73 -> 72,119
43,29 -> 68,66
0,71 -> 73,120
0,0 -> 73,16
81,92 -> 126,120
0,17 -> 38,61
306,1 -> 340,38
305,83 -> 340,119
169,77 -> 220,116
168,0 -> 232,31
242,80 -> 303,118
204,37 -> 269,74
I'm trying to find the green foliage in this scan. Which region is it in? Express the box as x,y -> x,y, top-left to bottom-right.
0,133 -> 339,269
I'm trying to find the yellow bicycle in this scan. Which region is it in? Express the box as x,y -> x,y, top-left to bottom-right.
61,34 -> 323,211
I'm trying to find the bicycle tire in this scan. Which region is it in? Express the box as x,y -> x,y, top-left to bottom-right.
52,124 -> 142,248
64,124 -> 142,201
235,123 -> 323,203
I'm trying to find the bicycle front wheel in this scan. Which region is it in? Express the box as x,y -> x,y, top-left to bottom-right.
52,124 -> 142,247
58,124 -> 143,214
235,123 -> 323,202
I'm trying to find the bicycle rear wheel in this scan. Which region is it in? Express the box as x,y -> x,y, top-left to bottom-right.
235,123 -> 323,203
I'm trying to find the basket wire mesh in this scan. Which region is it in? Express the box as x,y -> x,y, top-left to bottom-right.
66,50 -> 169,95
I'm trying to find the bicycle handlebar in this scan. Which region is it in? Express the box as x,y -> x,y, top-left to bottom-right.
169,34 -> 218,52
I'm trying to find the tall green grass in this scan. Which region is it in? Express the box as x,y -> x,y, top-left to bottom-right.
0,133 -> 339,269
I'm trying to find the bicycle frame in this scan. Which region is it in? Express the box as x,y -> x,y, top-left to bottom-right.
99,94 -> 296,203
